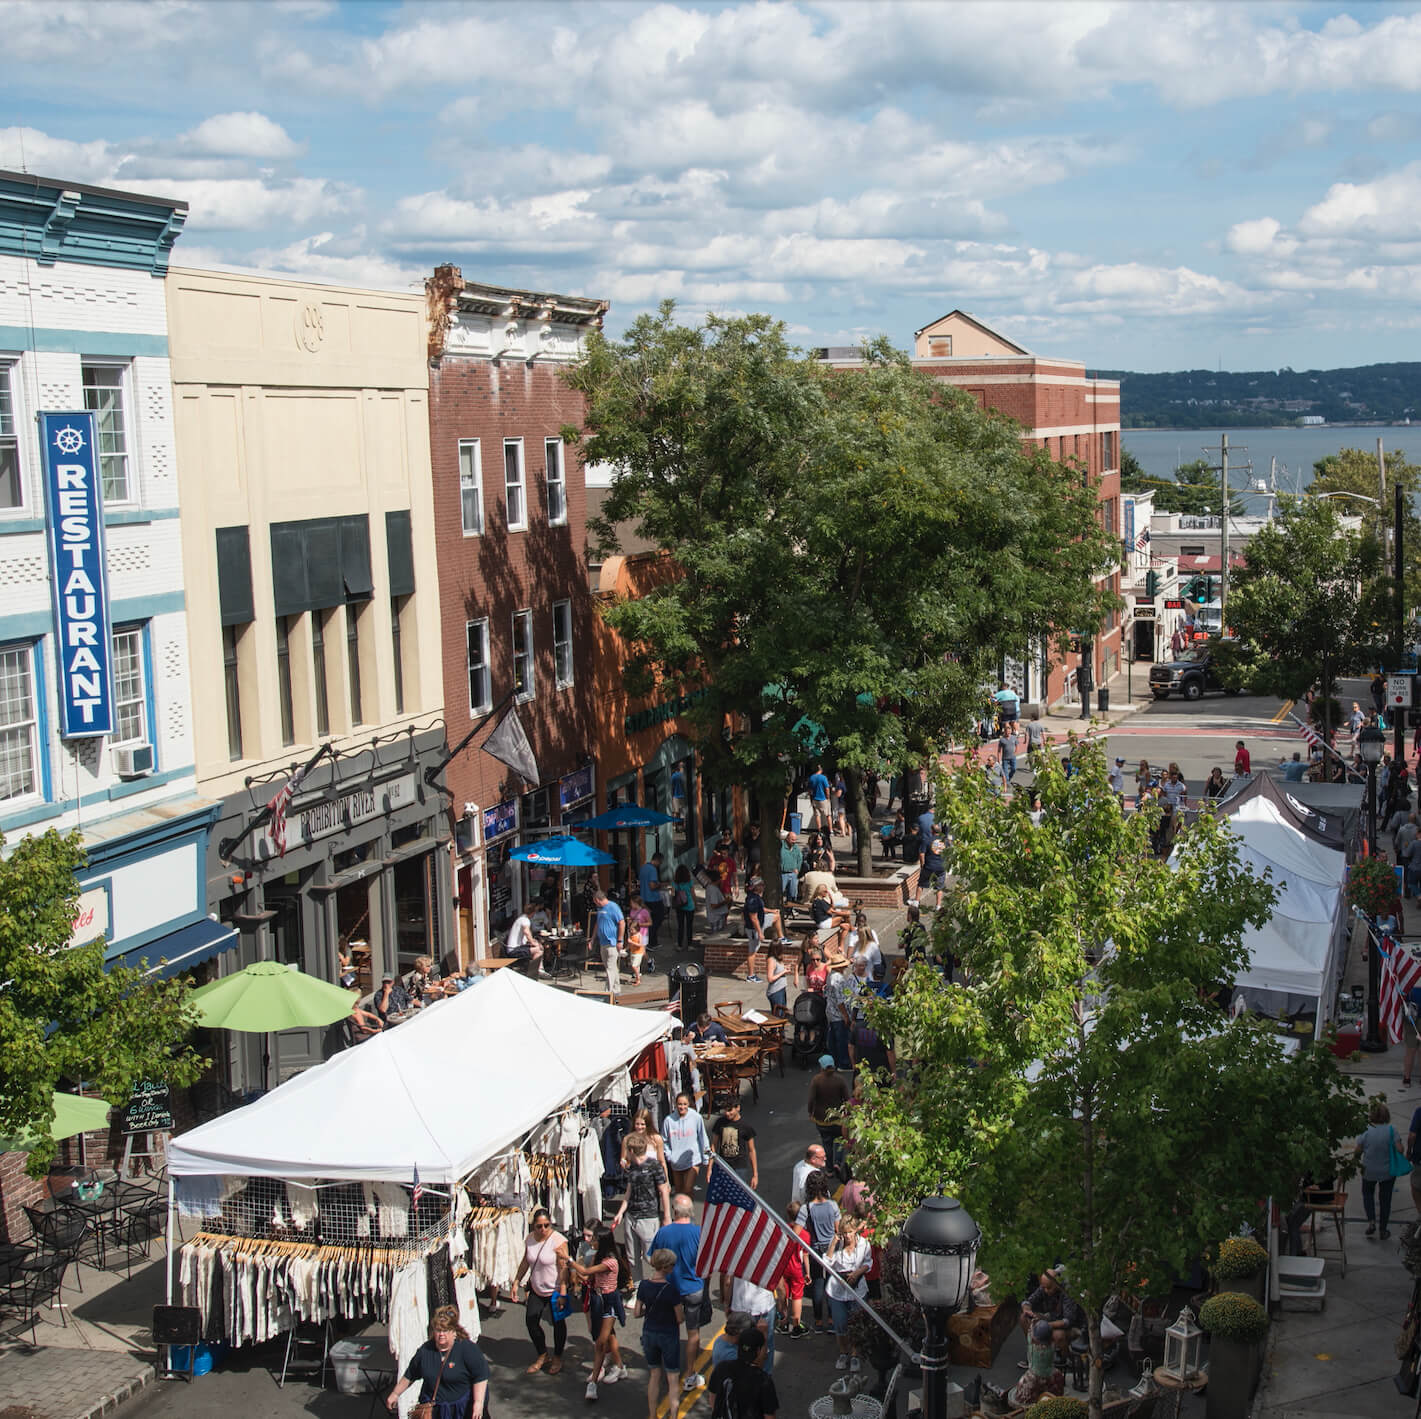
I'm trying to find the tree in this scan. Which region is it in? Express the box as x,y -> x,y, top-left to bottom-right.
1213,498 -> 1390,741
0,829 -> 203,1174
566,312 -> 1116,879
1120,451 -> 1243,516
847,742 -> 1363,1418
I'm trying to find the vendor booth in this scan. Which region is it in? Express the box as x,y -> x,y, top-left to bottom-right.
1209,775 -> 1357,1037
165,972 -> 672,1382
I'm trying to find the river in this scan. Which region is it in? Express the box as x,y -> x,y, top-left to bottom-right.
1122,425 -> 1419,503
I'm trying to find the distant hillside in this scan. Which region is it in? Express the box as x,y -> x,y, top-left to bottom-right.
1085,361 -> 1421,429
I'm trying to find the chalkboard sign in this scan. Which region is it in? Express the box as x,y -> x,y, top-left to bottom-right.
121,1079 -> 174,1136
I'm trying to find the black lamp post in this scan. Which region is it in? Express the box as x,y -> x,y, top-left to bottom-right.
1078,640 -> 1094,720
900,1196 -> 980,1419
1359,722 -> 1388,1053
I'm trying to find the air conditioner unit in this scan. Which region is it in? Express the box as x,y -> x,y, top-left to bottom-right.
112,743 -> 155,778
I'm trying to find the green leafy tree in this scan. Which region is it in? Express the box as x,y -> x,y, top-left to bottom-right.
847,742 -> 1363,1419
1120,451 -> 1243,516
566,312 -> 1116,879
0,829 -> 203,1174
1213,499 -> 1390,740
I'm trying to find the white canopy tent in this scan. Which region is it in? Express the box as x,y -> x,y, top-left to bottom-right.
169,969 -> 671,1182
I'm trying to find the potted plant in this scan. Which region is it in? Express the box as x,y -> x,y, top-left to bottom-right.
1028,1400 -> 1087,1418
1199,1291 -> 1269,1419
1212,1237 -> 1269,1305
1347,855 -> 1400,917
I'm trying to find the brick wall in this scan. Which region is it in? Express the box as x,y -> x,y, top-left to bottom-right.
427,357 -> 604,814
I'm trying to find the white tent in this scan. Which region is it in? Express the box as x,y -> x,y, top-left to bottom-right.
168,970 -> 671,1182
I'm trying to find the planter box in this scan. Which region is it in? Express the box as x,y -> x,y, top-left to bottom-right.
1205,1336 -> 1262,1419
835,864 -> 920,909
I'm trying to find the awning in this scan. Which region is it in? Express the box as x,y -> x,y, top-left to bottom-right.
110,919 -> 239,980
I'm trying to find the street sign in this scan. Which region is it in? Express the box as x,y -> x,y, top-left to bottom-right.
1388,674 -> 1414,709
1163,598 -> 1185,610
1134,606 -> 1156,619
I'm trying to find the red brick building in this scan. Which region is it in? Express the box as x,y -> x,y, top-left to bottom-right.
424,268 -> 610,956
821,310 -> 1122,710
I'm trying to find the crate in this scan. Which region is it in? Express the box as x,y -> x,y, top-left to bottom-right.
330,1338 -> 393,1395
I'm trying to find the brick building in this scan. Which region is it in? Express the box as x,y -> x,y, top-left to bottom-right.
821,310 -> 1122,710
423,268 -> 612,954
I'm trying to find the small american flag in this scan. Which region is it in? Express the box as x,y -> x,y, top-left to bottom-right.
1136,528 -> 1150,551
411,1164 -> 424,1208
696,1160 -> 794,1291
266,765 -> 307,857
1379,934 -> 1421,1045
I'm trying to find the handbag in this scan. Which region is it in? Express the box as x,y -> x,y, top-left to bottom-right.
410,1343 -> 447,1419
549,1288 -> 573,1322
1390,1126 -> 1414,1179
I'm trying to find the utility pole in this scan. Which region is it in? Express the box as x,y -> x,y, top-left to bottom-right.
1396,479 -> 1406,769
1202,434 -> 1249,612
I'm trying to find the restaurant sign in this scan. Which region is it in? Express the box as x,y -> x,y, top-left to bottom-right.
121,1079 -> 174,1136
263,773 -> 418,855
559,764 -> 594,811
483,798 -> 519,841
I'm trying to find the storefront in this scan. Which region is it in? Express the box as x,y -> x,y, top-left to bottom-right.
206,728 -> 451,1089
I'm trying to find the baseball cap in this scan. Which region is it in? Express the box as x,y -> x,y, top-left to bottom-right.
818,1054 -> 836,1069
1115,757 -> 1126,764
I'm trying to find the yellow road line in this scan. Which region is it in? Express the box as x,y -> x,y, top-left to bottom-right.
655,1323 -> 726,1418
1271,698 -> 1295,724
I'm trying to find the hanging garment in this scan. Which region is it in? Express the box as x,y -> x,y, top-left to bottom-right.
578,1127 -> 604,1226
175,1177 -> 225,1219
285,1182 -> 319,1230
453,1268 -> 482,1340
603,1067 -> 632,1105
371,1183 -> 411,1238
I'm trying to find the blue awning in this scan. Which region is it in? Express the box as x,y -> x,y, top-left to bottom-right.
110,919 -> 239,980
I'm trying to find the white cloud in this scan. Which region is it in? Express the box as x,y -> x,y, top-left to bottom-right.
180,112 -> 304,160
161,177 -> 355,231
1225,217 -> 1298,259
1298,161 -> 1421,242
0,127 -> 118,183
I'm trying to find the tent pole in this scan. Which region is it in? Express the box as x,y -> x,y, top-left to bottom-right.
165,1174 -> 175,1305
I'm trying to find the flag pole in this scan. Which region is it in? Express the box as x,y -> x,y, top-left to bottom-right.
218,741 -> 334,861
705,1155 -> 917,1360
1286,710 -> 1349,770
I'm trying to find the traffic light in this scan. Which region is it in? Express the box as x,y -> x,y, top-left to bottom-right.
1191,575 -> 1211,604
1144,570 -> 1159,599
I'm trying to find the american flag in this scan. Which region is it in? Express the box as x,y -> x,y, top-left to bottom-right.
1136,528 -> 1151,551
1379,933 -> 1421,1045
411,1164 -> 424,1208
266,765 -> 307,857
696,1160 -> 794,1291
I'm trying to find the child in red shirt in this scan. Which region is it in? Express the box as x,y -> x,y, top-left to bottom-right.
775,1202 -> 810,1338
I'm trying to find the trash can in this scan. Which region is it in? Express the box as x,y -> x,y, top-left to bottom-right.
786,812 -> 802,835
670,961 -> 707,1022
1097,688 -> 1110,712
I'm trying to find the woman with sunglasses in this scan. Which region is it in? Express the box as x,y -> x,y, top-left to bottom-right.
513,1208 -> 570,1375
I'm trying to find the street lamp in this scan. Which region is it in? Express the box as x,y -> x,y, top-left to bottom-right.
901,1196 -> 980,1419
1359,722 -> 1388,1053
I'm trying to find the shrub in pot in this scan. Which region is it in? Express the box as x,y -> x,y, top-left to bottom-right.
1213,1237 -> 1269,1304
1199,1291 -> 1269,1419
1347,855 -> 1401,918
1028,1400 -> 1087,1419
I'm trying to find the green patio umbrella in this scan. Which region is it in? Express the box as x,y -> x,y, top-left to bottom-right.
0,1090 -> 113,1152
190,961 -> 356,1088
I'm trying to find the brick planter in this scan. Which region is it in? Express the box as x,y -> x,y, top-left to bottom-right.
834,863 -> 920,908
704,939 -> 765,979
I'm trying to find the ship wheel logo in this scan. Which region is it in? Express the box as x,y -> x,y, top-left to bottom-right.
53,426 -> 85,456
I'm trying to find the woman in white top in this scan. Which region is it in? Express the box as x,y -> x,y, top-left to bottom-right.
847,911 -> 883,982
825,1216 -> 872,1371
619,1108 -> 668,1171
514,1208 -> 570,1374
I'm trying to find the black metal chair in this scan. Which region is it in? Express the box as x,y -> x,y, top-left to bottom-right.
112,1193 -> 167,1279
23,1206 -> 88,1291
0,1254 -> 69,1345
278,1318 -> 332,1388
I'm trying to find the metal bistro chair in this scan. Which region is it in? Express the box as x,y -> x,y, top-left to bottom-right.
112,1192 -> 168,1280
278,1318 -> 333,1389
0,1254 -> 69,1345
23,1206 -> 88,1292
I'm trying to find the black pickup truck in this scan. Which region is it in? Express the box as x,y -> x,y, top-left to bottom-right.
1148,646 -> 1241,700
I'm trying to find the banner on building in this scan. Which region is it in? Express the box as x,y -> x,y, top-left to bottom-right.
40,411 -> 114,738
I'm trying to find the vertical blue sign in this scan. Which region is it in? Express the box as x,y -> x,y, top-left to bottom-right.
40,411 -> 114,738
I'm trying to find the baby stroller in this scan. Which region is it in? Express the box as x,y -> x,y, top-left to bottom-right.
791,991 -> 827,1068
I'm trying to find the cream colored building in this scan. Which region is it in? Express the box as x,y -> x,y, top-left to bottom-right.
912,309 -> 1030,360
166,268 -> 451,1087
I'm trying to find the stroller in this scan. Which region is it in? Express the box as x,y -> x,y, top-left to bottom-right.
791,990 -> 827,1068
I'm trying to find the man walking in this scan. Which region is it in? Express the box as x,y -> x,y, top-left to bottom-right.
791,1144 -> 828,1205
638,851 -> 669,950
653,1196 -> 708,1394
613,1134 -> 671,1282
808,763 -> 832,834
592,888 -> 625,998
808,1056 -> 850,1174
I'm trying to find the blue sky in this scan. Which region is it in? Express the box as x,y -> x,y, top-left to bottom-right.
6,0 -> 1421,371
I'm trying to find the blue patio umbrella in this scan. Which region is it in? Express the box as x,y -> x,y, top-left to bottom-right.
579,805 -> 677,830
506,835 -> 614,867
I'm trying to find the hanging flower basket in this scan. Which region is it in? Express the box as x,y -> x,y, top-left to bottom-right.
1347,856 -> 1398,917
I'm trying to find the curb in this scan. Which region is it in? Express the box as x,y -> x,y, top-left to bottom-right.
75,1361 -> 156,1419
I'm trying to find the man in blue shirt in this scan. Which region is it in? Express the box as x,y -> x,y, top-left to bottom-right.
638,851 -> 668,950
808,763 -> 831,833
653,1195 -> 708,1393
1282,752 -> 1308,783
592,888 -> 626,998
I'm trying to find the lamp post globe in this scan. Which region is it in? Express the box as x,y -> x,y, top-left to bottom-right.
1359,723 -> 1386,766
900,1197 -> 980,1419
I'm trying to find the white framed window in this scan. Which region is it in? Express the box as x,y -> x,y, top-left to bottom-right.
0,643 -> 40,801
552,599 -> 573,689
512,609 -> 534,702
1102,430 -> 1117,471
82,362 -> 133,504
466,618 -> 491,715
504,438 -> 525,530
0,362 -> 23,510
545,438 -> 567,526
111,625 -> 148,746
458,439 -> 484,536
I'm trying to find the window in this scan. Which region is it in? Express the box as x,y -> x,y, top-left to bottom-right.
391,595 -> 406,715
312,611 -> 331,738
929,336 -> 952,356
346,601 -> 364,726
552,599 -> 573,689
466,619 -> 490,715
1102,430 -> 1116,470
504,439 -> 525,530
81,363 -> 132,503
0,643 -> 39,801
545,439 -> 566,525
276,616 -> 295,747
458,439 -> 483,535
111,626 -> 148,746
512,609 -> 534,701
223,624 -> 243,761
0,363 -> 22,509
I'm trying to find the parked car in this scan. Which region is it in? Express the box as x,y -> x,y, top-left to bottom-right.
1148,644 -> 1241,701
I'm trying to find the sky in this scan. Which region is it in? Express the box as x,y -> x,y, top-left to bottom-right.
6,0 -> 1421,372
